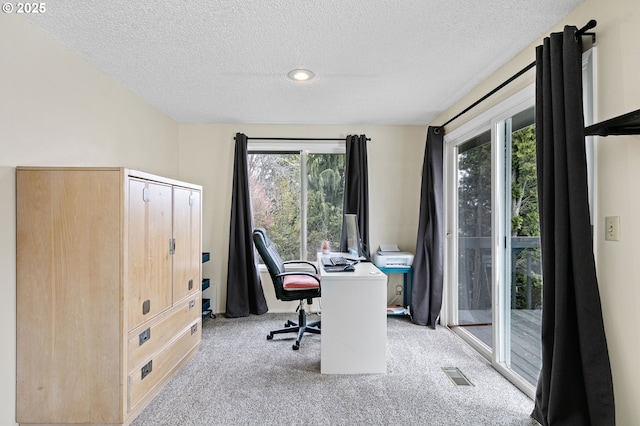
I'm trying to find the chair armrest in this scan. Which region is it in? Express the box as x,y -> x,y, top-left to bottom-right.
283,260 -> 318,274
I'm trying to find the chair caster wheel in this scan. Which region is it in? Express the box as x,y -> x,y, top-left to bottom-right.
267,334 -> 273,340
292,343 -> 300,350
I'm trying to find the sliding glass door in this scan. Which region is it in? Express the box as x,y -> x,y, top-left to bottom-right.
444,50 -> 595,397
455,129 -> 493,350
444,88 -> 541,396
501,107 -> 542,388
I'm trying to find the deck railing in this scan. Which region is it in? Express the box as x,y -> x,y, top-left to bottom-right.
458,236 -> 542,310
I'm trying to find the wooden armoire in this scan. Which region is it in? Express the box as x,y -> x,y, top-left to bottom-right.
16,167 -> 202,425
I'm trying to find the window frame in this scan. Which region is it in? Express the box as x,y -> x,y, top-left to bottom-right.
248,140 -> 346,263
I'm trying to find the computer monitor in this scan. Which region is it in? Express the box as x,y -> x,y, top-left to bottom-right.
344,213 -> 363,259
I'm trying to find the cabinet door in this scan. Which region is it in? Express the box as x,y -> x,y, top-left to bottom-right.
172,187 -> 201,302
128,178 -> 173,329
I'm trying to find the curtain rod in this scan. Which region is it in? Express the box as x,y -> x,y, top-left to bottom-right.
439,61 -> 536,129
236,137 -> 371,141
576,19 -> 597,42
437,19 -> 597,131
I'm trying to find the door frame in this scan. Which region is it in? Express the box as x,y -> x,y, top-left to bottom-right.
442,84 -> 537,397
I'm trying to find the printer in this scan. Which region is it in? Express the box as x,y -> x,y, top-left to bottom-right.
372,244 -> 414,268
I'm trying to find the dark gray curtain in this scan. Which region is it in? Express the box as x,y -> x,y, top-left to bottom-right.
411,126 -> 444,327
225,133 -> 268,318
340,134 -> 370,257
532,27 -> 615,425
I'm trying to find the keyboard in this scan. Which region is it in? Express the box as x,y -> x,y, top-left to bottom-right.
322,256 -> 349,266
329,256 -> 348,266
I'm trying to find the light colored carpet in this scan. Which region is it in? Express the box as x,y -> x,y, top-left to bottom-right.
131,313 -> 536,426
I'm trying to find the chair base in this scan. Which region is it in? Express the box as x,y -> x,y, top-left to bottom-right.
267,305 -> 321,350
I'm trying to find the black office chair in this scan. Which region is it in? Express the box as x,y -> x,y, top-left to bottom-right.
252,228 -> 321,350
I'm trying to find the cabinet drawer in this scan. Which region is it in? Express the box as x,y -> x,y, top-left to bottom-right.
128,319 -> 201,411
128,295 -> 200,371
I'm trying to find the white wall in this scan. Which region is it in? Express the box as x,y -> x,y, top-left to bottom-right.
0,14 -> 180,426
177,124 -> 426,314
431,0 -> 640,422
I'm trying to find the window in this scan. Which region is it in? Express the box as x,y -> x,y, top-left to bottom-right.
248,142 -> 345,261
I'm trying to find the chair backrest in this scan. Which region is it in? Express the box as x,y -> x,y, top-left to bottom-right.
252,228 -> 287,300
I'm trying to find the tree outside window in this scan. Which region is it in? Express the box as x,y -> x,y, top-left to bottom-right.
249,151 -> 345,261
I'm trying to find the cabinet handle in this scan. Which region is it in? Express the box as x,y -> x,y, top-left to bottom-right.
191,323 -> 198,335
141,360 -> 153,380
188,279 -> 193,290
142,300 -> 150,315
138,327 -> 151,346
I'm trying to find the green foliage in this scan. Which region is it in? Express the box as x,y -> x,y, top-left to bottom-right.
248,152 -> 344,261
511,125 -> 539,237
458,133 -> 492,239
457,123 -> 542,311
511,215 -> 523,233
306,154 -> 344,258
249,153 -> 301,260
511,124 -> 542,309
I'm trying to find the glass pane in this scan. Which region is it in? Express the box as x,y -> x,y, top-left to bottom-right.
457,130 -> 492,348
306,154 -> 345,259
248,153 -> 301,260
508,109 -> 542,386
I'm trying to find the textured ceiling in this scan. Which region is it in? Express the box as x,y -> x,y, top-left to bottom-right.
22,0 -> 583,125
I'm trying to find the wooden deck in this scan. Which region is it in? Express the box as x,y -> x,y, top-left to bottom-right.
456,309 -> 542,386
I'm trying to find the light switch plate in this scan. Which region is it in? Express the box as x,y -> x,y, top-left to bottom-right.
605,216 -> 620,241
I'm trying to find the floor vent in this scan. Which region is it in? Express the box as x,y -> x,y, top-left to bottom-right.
442,367 -> 473,386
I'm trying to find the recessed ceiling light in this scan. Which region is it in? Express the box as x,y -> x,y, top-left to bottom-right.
288,69 -> 315,81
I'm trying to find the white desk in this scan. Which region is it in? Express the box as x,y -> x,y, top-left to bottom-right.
318,254 -> 387,374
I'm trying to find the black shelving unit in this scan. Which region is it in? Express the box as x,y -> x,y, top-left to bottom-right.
585,109 -> 640,136
202,252 -> 214,319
